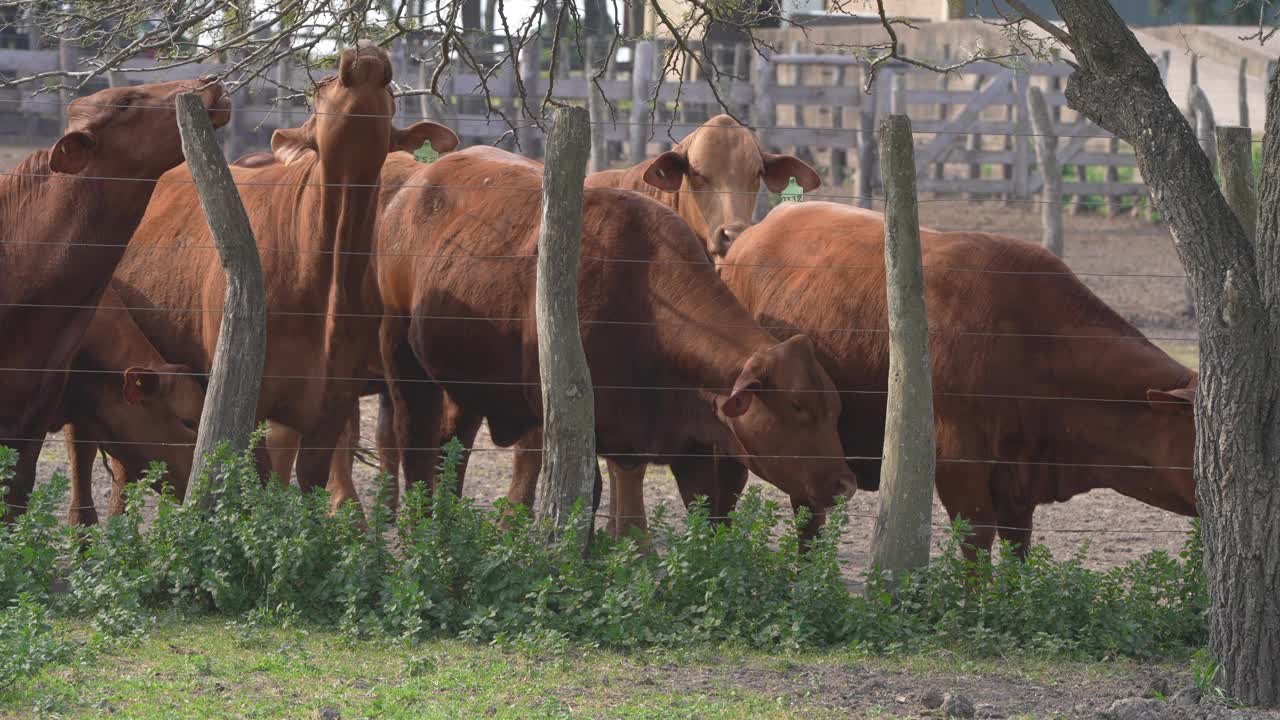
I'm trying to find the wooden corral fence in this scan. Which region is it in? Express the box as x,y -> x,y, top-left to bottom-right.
0,38 -> 1251,214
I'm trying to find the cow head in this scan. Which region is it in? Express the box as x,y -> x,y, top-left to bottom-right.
51,76 -> 231,179
1133,372 -> 1198,516
85,363 -> 204,499
270,41 -> 459,170
715,334 -> 857,516
642,115 -> 821,260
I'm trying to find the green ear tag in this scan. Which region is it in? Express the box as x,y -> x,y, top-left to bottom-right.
779,176 -> 804,203
414,139 -> 439,164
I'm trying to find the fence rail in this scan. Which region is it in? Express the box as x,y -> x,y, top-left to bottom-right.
1,36 -> 1241,209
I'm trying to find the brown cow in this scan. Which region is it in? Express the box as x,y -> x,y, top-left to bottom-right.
370,146 -> 856,531
587,114 -> 821,260
109,42 -> 456,510
1,77 -> 229,520
376,117 -> 823,526
61,285 -> 206,525
718,202 -> 1198,555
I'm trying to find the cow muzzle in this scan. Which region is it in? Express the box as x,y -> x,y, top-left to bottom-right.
710,222 -> 749,259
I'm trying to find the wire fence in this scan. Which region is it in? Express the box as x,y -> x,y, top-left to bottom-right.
2,112 -> 1200,542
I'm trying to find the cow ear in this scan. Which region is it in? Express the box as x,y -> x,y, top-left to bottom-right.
390,120 -> 460,155
642,150 -> 688,192
1147,387 -> 1195,415
271,119 -> 318,165
122,367 -> 159,404
762,152 -> 821,193
49,131 -> 95,174
719,365 -> 764,419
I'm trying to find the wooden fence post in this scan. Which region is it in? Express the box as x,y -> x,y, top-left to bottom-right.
890,71 -> 907,116
534,106 -> 596,550
1011,68 -> 1030,202
276,49 -> 294,129
629,40 -> 655,163
175,93 -> 267,497
870,114 -> 935,580
1189,85 -> 1217,167
1026,86 -> 1063,257
855,63 -> 878,209
519,34 -> 544,158
967,73 -> 983,201
56,37 -> 72,128
1239,58 -> 1250,128
752,49 -> 774,220
585,35 -> 610,173
1217,125 -> 1257,243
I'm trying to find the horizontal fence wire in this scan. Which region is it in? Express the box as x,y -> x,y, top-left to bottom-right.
0,300 -> 1201,342
0,169 -> 1161,211
0,365 -> 1196,406
0,95 -> 1263,143
0,236 -> 1191,280
0,436 -> 1194,472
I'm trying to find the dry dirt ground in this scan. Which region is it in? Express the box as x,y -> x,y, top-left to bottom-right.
23,191 -> 1201,576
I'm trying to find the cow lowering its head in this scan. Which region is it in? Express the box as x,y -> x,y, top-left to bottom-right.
589,115 -> 820,261
62,285 -> 206,524
712,334 -> 857,511
53,75 -> 230,179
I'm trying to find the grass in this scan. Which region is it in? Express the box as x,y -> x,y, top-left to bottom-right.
0,617 -> 1177,720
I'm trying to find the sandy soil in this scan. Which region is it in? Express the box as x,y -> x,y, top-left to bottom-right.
27,199 -> 1200,578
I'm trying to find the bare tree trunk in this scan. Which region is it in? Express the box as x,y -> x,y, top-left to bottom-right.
175,93 -> 267,499
1047,0 -> 1280,705
1026,86 -> 1063,256
534,106 -> 595,552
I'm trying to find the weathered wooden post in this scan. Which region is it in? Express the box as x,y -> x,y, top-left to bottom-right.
586,35 -> 610,173
1189,85 -> 1217,169
855,63 -> 878,209
1026,86 -> 1063,257
176,93 -> 267,497
56,37 -> 73,128
1217,125 -> 1257,243
629,40 -> 656,163
534,106 -> 596,550
1239,58 -> 1250,127
752,49 -> 774,221
870,114 -> 935,580
519,34 -> 544,158
276,49 -> 294,129
1011,68 -> 1031,203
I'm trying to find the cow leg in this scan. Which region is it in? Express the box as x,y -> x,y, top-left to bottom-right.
322,405 -> 363,516
439,396 -> 483,494
605,460 -> 648,538
108,456 -> 129,517
506,428 -> 542,508
3,439 -> 42,523
671,454 -> 749,524
375,388 -> 401,515
264,422 -> 301,487
936,467 -> 997,563
996,506 -> 1035,560
64,424 -> 99,527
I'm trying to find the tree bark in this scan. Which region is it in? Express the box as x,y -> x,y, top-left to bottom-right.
1026,85 -> 1063,256
534,106 -> 596,552
1044,0 -> 1280,705
175,93 -> 267,500
870,114 -> 936,580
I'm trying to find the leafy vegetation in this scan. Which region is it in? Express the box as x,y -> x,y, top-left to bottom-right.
0,438 -> 1207,695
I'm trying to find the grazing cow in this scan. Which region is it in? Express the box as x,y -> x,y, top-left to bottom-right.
62,285 -> 206,525
110,42 -> 457,510
366,146 -> 856,532
718,202 -> 1198,555
0,77 -> 229,520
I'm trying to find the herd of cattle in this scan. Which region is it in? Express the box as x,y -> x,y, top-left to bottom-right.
0,42 -> 1199,554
